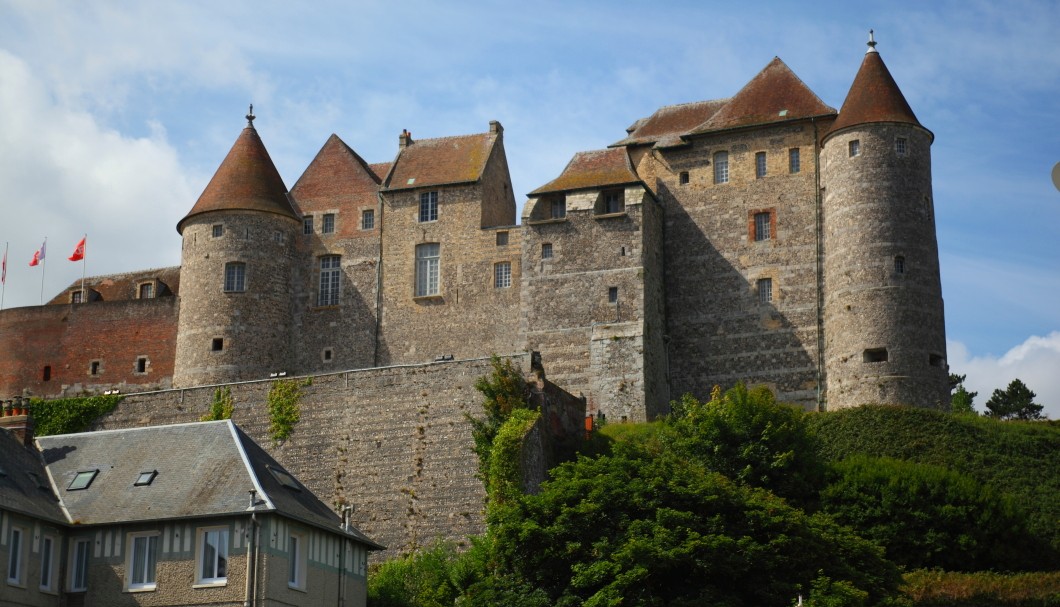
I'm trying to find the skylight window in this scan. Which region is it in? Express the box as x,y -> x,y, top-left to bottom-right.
267,465 -> 302,491
68,469 -> 99,491
134,470 -> 158,486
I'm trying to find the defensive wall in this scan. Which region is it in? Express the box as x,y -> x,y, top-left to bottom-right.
89,353 -> 584,560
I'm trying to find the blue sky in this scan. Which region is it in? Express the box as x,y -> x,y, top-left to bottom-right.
1,0 -> 1057,415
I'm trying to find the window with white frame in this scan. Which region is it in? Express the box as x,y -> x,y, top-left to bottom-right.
362,209 -> 375,230
322,213 -> 336,234
303,216 -> 313,234
849,140 -> 860,157
127,532 -> 158,591
7,526 -> 24,585
755,152 -> 767,178
318,255 -> 341,306
896,137 -> 907,156
713,151 -> 729,184
789,148 -> 800,173
419,191 -> 438,222
550,196 -> 566,219
69,538 -> 90,592
288,533 -> 307,590
415,243 -> 440,297
541,243 -> 553,259
196,527 -> 228,585
223,262 -> 246,292
40,535 -> 56,592
757,278 -> 773,304
494,262 -> 511,288
754,212 -> 772,241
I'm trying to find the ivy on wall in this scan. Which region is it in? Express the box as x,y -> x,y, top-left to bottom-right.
29,394 -> 124,436
201,386 -> 234,421
267,378 -> 310,442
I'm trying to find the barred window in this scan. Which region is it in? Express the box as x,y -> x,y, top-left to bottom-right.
542,243 -> 553,259
713,151 -> 729,184
415,243 -> 440,296
223,262 -> 246,292
318,255 -> 341,306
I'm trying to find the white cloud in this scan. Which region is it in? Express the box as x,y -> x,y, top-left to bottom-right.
948,332 -> 1060,419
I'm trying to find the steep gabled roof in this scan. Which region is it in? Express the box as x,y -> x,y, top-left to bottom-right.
528,148 -> 639,196
369,162 -> 392,183
384,131 -> 495,191
290,134 -> 381,209
827,46 -> 922,137
611,99 -> 729,148
177,125 -> 297,234
688,57 -> 836,135
0,428 -> 66,525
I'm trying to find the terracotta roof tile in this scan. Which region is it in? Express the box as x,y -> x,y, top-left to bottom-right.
369,162 -> 392,182
384,132 -> 494,191
290,134 -> 381,208
48,266 -> 181,304
177,126 -> 297,234
827,50 -> 921,137
612,99 -> 729,148
688,57 -> 836,135
529,148 -> 638,195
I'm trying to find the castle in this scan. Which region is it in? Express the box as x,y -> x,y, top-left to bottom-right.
0,35 -> 949,419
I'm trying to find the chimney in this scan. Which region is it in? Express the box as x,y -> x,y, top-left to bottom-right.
398,129 -> 413,149
489,120 -> 502,135
0,397 -> 34,447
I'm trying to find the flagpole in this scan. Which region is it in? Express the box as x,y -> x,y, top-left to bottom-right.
79,234 -> 87,303
39,237 -> 47,305
1,241 -> 7,311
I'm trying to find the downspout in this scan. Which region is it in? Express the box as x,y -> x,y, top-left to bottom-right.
245,491 -> 259,607
372,191 -> 385,366
813,117 -> 825,412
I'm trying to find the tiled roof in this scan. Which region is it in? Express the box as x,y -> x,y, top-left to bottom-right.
688,57 -> 836,135
528,148 -> 639,196
0,427 -> 66,525
369,162 -> 392,182
47,266 -> 180,305
36,420 -> 381,546
177,126 -> 297,234
611,99 -> 729,148
290,134 -> 381,212
827,50 -> 921,137
384,132 -> 495,191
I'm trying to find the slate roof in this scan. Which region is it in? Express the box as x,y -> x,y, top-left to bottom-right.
35,420 -> 381,548
528,148 -> 639,196
687,57 -> 836,135
177,125 -> 298,234
827,48 -> 922,137
0,427 -> 66,525
384,132 -> 495,191
47,266 -> 180,305
610,99 -> 729,148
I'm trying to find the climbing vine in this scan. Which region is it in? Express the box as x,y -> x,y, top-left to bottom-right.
29,394 -> 124,436
201,386 -> 234,421
267,378 -> 310,442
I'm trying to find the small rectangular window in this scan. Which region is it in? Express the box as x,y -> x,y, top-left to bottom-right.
550,197 -> 566,219
71,290 -> 83,304
274,230 -> 285,244
70,538 -> 90,591
929,353 -> 944,367
863,348 -> 888,363
128,533 -> 158,590
713,151 -> 729,184
43,366 -> 51,381
361,209 -> 375,230
608,287 -> 618,303
322,213 -> 335,234
679,171 -> 689,184
139,283 -> 153,299
755,152 -> 767,178
303,216 -> 313,235
8,527 -> 23,584
601,190 -> 624,214
496,231 -> 509,246
68,469 -> 99,491
756,278 -> 773,304
896,138 -> 907,156
137,357 -> 147,373
754,212 -> 772,241
40,535 -> 55,591
494,262 -> 512,288
212,224 -> 223,238
541,243 -> 553,259
90,361 -> 100,376
789,148 -> 800,173
211,338 -> 224,352
894,256 -> 905,274
849,140 -> 860,157
135,470 -> 158,486
419,191 -> 438,222
224,262 -> 246,292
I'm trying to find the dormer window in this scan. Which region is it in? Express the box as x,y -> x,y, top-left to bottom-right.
71,290 -> 83,304
599,189 -> 624,215
138,282 -> 154,299
550,196 -> 566,219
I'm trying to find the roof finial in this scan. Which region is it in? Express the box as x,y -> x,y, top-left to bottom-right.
246,104 -> 256,128
866,29 -> 878,54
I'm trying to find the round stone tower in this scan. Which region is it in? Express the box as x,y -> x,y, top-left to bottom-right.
173,109 -> 300,387
820,34 -> 948,409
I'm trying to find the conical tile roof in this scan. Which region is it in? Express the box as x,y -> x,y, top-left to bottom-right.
688,57 -> 835,135
827,48 -> 921,137
177,124 -> 297,234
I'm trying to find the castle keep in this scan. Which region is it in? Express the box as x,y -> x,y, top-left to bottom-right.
0,37 -> 949,418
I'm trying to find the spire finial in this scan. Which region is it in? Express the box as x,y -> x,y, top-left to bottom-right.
246,104 -> 256,128
866,29 -> 878,54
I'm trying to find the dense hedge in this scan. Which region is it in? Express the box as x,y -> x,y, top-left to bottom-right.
29,394 -> 123,436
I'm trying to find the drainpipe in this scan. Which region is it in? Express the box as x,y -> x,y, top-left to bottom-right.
812,116 -> 825,412
245,491 -> 259,607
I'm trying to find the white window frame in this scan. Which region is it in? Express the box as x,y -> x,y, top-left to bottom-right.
419,191 -> 438,223
40,534 -> 56,592
849,139 -> 860,157
223,262 -> 246,293
195,526 -> 229,586
288,533 -> 307,591
322,213 -> 336,234
415,243 -> 440,297
7,526 -> 25,586
789,148 -> 800,173
757,278 -> 773,304
69,538 -> 91,592
318,255 -> 341,306
755,152 -> 767,178
138,282 -> 153,299
754,212 -> 772,242
713,151 -> 729,184
126,532 -> 159,591
494,262 -> 512,288
361,209 -> 375,230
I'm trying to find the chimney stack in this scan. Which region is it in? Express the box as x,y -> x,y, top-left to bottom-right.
489,120 -> 502,135
398,129 -> 413,149
0,397 -> 35,447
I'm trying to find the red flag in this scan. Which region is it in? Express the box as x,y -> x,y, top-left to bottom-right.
69,237 -> 86,262
29,240 -> 46,267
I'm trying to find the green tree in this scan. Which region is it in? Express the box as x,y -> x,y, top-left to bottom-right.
468,356 -> 531,482
985,378 -> 1044,420
949,374 -> 977,415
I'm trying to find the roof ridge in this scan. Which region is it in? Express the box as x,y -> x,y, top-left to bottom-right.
406,131 -> 491,145
69,266 -> 181,284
